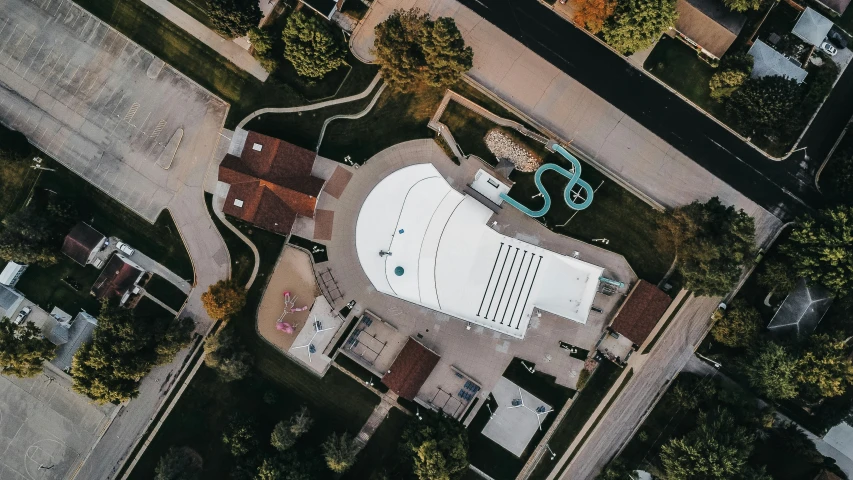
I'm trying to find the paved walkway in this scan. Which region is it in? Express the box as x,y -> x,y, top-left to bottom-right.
141,290 -> 179,316
356,395 -> 398,445
350,0 -> 783,229
317,82 -> 388,150
237,73 -> 384,129
212,192 -> 261,289
138,0 -> 269,81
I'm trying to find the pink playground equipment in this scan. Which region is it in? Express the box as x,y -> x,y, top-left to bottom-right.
277,291 -> 308,334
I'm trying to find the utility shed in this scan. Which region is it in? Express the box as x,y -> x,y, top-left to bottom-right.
609,280 -> 672,347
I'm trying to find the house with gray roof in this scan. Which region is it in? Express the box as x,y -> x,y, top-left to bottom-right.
52,311 -> 98,372
0,283 -> 24,320
792,7 -> 834,47
747,39 -> 808,83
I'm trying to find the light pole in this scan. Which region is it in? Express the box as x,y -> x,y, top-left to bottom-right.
521,361 -> 535,374
544,443 -> 556,460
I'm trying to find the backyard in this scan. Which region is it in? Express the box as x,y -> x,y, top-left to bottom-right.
144,275 -> 188,312
643,36 -> 721,118
74,0 -> 378,126
14,256 -> 102,317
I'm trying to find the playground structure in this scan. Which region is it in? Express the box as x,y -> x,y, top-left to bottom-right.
276,291 -> 308,334
499,144 -> 594,217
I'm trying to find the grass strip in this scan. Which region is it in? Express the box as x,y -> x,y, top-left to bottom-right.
144,275 -> 188,311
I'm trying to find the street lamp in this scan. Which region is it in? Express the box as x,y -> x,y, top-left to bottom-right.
521,361 -> 535,374
544,444 -> 556,460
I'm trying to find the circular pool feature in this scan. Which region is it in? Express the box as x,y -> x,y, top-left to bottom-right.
394,266 -> 405,276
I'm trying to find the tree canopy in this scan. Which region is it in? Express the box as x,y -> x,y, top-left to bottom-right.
282,11 -> 347,79
825,148 -> 853,205
743,341 -> 799,400
723,0 -> 763,12
0,124 -> 31,162
401,412 -> 468,480
271,406 -> 313,452
71,302 -> 192,403
756,259 -> 796,295
155,446 -> 203,480
795,333 -> 853,399
601,0 -> 678,54
657,197 -> 755,296
709,54 -> 753,100
322,432 -> 360,473
248,27 -> 274,57
660,408 -> 756,480
202,279 -> 247,321
373,9 -> 473,91
0,206 -> 60,265
781,206 -> 853,296
222,415 -> 258,457
0,318 -> 56,378
574,0 -> 616,34
711,300 -> 762,348
725,75 -> 804,140
207,0 -> 262,39
203,328 -> 253,382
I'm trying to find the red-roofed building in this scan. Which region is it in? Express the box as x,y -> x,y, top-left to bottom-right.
609,280 -> 672,348
218,131 -> 325,236
61,222 -> 106,266
382,337 -> 441,401
91,254 -> 145,305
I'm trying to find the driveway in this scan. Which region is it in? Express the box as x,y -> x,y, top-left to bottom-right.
352,0 -> 818,220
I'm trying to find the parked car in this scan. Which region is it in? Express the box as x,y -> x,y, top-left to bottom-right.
117,242 -> 135,256
14,306 -> 31,325
821,41 -> 838,56
828,30 -> 848,49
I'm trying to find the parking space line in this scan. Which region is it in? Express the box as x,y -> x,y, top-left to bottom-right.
5,31 -> 27,66
0,24 -> 20,62
22,40 -> 45,79
40,51 -> 62,88
14,35 -> 35,72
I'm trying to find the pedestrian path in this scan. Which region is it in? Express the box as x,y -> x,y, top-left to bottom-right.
141,290 -> 179,316
138,0 -> 269,81
212,194 -> 261,289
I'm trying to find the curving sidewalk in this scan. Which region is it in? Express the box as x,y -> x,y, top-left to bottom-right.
236,73 -> 384,129
212,193 -> 261,290
316,82 -> 387,150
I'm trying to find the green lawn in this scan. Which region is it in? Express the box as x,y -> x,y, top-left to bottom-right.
14,257 -> 102,317
36,162 -> 194,280
204,193 -> 255,286
144,275 -> 188,311
644,36 -> 721,118
168,0 -> 214,30
0,159 -> 37,219
528,361 -> 622,480
74,0 -> 378,127
437,100 -> 673,283
343,407 -> 411,479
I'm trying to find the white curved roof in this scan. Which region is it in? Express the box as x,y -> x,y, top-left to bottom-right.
355,164 -> 603,339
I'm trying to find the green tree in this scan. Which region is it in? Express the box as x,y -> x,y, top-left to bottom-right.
255,451 -> 316,480
155,446 -> 203,480
804,56 -> 840,109
248,27 -> 275,56
401,412 -> 468,480
657,197 -> 755,296
282,11 -> 346,79
202,279 -> 247,321
222,416 -> 258,457
155,317 -> 195,364
756,259 -> 796,294
781,206 -> 853,296
373,9 -> 473,91
203,328 -> 253,382
710,69 -> 749,100
0,206 -> 61,265
796,333 -> 853,399
601,0 -> 678,54
825,148 -> 853,205
744,341 -> 799,400
71,302 -> 185,403
207,0 -> 261,39
0,124 -> 32,162
723,0 -> 763,12
596,458 -> 635,480
660,408 -> 755,479
725,75 -> 804,139
271,421 -> 296,452
322,432 -> 360,473
0,318 -> 56,378
288,405 -> 313,437
711,299 -> 761,348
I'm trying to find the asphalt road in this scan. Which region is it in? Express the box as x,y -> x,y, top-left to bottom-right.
452,0 -> 844,219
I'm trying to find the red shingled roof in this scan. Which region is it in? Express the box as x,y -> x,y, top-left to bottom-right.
91,254 -> 144,300
219,131 -> 325,236
609,280 -> 672,346
382,338 -> 440,401
61,222 -> 105,266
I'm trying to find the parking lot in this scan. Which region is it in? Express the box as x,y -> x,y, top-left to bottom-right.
0,0 -> 227,222
0,372 -> 112,480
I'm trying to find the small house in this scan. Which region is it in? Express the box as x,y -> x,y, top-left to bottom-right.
52,311 -> 98,372
61,222 -> 107,266
0,261 -> 27,287
674,0 -> 747,60
91,254 -> 145,305
792,7 -> 834,47
381,337 -> 441,401
0,283 -> 23,320
747,39 -> 809,83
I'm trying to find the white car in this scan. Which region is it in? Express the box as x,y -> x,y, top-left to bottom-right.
821,41 -> 838,56
116,242 -> 135,256
14,306 -> 31,325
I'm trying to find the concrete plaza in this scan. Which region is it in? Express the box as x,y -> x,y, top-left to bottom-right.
0,372 -> 112,480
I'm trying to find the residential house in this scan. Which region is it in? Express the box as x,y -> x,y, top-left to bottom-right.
91,254 -> 145,305
0,283 -> 23,320
767,278 -> 833,336
381,337 -> 441,401
747,39 -> 809,83
61,222 -> 107,266
299,0 -> 344,20
52,311 -> 98,372
674,0 -> 747,60
0,261 -> 27,287
218,130 -> 325,236
792,7 -> 834,47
